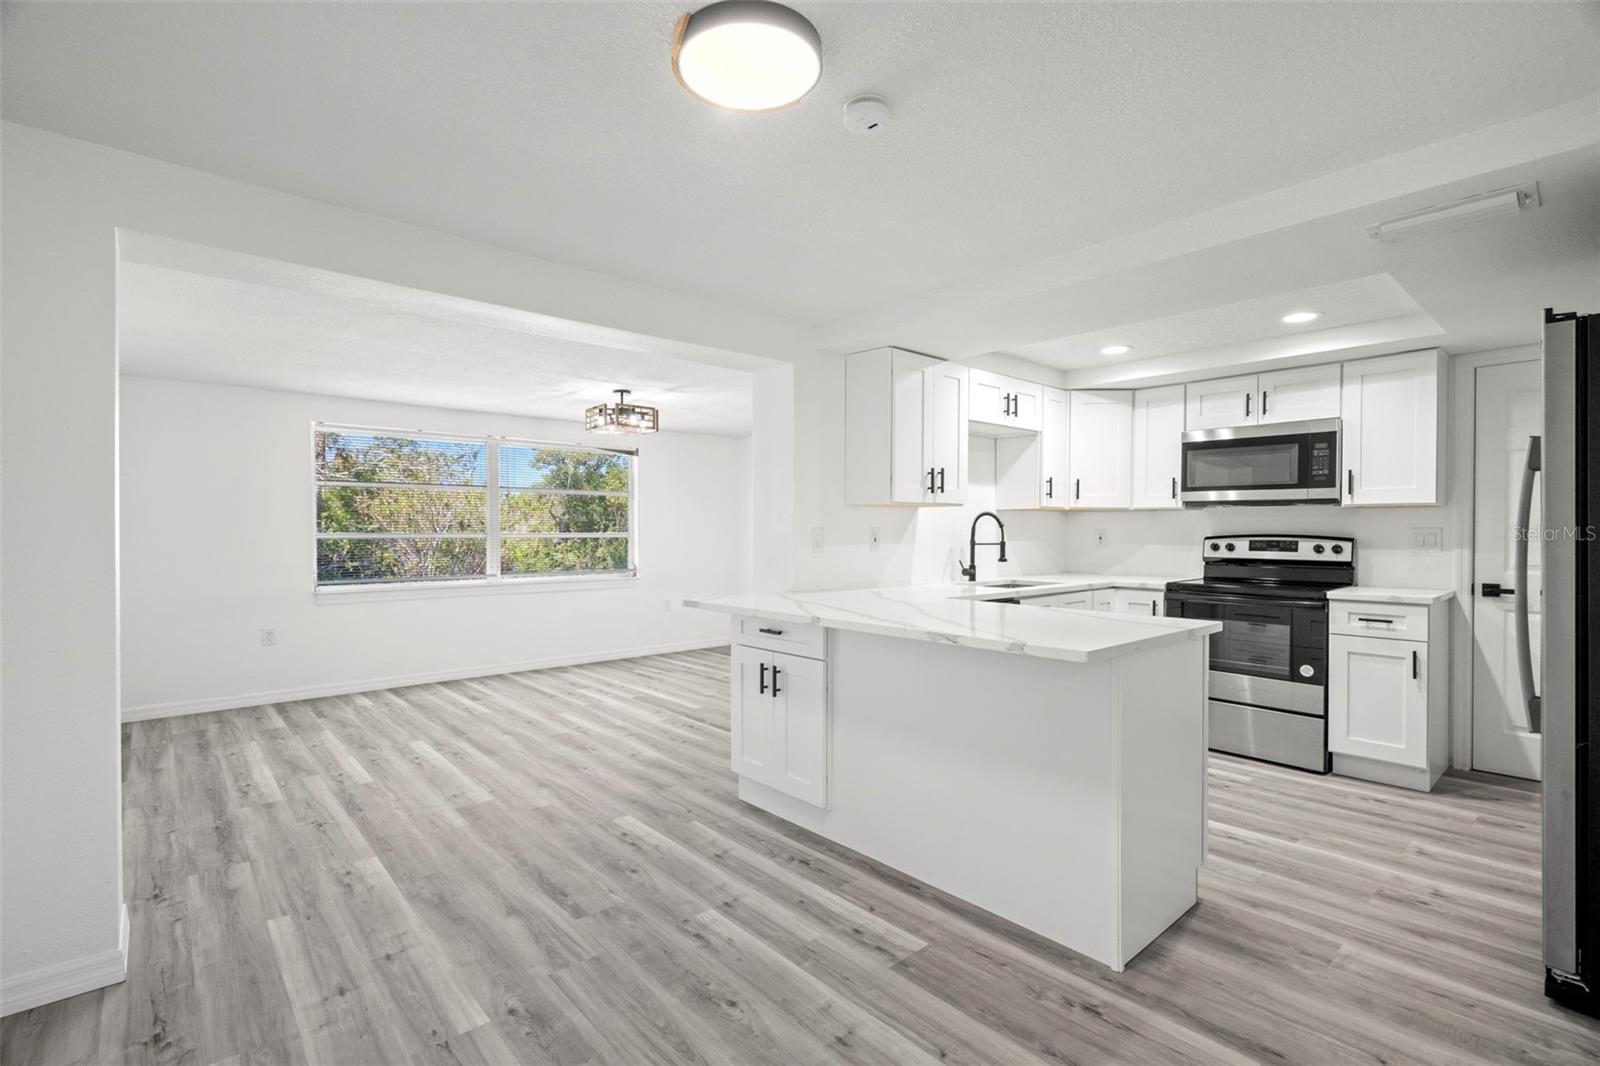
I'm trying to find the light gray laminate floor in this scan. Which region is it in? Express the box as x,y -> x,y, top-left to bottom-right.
4,646 -> 1597,1064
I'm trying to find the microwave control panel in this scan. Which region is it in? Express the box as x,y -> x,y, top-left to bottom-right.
1307,432 -> 1337,486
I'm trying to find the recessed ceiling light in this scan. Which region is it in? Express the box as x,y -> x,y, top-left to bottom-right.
1100,344 -> 1133,356
1281,311 -> 1322,325
672,1 -> 822,112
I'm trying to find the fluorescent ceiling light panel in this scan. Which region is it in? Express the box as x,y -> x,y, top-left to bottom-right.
1366,183 -> 1540,242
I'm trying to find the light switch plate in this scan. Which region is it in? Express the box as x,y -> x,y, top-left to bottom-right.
1410,527 -> 1443,552
811,526 -> 825,554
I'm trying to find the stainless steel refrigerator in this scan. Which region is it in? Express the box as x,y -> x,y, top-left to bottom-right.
1532,307 -> 1598,1016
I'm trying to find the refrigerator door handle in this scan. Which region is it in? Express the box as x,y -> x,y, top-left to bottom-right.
1515,434 -> 1542,734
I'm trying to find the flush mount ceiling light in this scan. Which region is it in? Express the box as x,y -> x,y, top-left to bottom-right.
672,1 -> 822,112
1281,311 -> 1322,325
1366,182 -> 1540,242
1100,344 -> 1133,356
585,389 -> 660,434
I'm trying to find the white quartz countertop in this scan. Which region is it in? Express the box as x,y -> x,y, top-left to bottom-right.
685,577 -> 1218,665
1327,586 -> 1456,605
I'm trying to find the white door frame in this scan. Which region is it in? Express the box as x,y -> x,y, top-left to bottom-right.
1445,344 -> 1543,771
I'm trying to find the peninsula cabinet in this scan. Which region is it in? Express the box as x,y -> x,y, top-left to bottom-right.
731,637 -> 828,807
1067,390 -> 1133,509
1340,349 -> 1445,506
845,347 -> 968,506
1131,384 -> 1184,509
969,369 -> 1043,433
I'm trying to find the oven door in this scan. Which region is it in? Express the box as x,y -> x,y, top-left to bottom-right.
1181,419 -> 1340,505
1166,591 -> 1329,715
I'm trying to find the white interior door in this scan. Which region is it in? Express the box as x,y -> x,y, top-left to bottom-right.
1471,360 -> 1542,779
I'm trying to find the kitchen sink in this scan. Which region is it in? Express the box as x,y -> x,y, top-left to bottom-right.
977,580 -> 1050,589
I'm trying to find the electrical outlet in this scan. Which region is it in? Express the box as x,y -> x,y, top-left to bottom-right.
1095,529 -> 1108,548
1410,527 -> 1444,552
663,598 -> 674,612
869,526 -> 882,552
811,526 -> 825,554
259,627 -> 277,647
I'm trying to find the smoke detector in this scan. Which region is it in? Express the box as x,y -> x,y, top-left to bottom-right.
843,95 -> 890,134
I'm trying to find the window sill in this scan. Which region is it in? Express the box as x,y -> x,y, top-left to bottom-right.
315,572 -> 639,604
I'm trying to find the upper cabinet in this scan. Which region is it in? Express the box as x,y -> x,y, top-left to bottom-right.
1068,390 -> 1133,509
1185,374 -> 1258,430
1185,365 -> 1341,430
994,385 -> 1070,510
1259,364 -> 1342,425
845,347 -> 967,507
1341,350 -> 1444,507
969,369 -> 1043,433
1131,384 -> 1184,510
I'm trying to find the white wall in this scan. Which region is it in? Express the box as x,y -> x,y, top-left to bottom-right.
1,121 -> 806,1012
790,354 -> 1075,590
119,377 -> 747,717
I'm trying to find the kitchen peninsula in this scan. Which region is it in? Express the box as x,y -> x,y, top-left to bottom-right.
685,581 -> 1220,971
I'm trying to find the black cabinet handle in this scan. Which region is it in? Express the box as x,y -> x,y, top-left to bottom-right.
927,467 -> 937,494
1245,392 -> 1252,419
1046,476 -> 1053,499
938,467 -> 946,493
1347,469 -> 1354,498
771,665 -> 782,698
758,627 -> 784,635
758,662 -> 768,695
1412,650 -> 1420,680
1355,616 -> 1394,625
1261,391 -> 1268,418
1171,476 -> 1177,500
1074,478 -> 1081,501
1150,601 -> 1157,616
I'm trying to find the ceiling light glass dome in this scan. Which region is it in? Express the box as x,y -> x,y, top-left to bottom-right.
672,2 -> 822,112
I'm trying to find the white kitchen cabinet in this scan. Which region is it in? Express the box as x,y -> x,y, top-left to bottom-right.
1068,390 -> 1133,509
1184,375 -> 1258,430
969,369 -> 1043,433
994,385 -> 1070,510
1258,364 -> 1341,425
1112,587 -> 1164,616
1020,591 -> 1093,609
845,347 -> 967,506
731,643 -> 828,807
1131,385 -> 1184,509
1092,589 -> 1114,612
1327,593 -> 1449,791
1340,349 -> 1445,506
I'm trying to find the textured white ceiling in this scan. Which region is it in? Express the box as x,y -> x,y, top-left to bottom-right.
7,1 -> 1597,326
117,261 -> 756,436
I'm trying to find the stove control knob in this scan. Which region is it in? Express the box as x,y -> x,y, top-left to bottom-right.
1331,544 -> 1344,555
1209,542 -> 1222,552
1313,544 -> 1325,554
1225,542 -> 1236,552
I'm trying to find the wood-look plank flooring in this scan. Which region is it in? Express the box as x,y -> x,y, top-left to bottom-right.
5,647 -> 1598,1064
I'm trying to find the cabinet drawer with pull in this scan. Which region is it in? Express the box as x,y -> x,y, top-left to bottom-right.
734,617 -> 828,659
1329,602 -> 1429,642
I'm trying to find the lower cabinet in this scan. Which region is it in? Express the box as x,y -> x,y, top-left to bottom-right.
731,642 -> 828,807
1112,587 -> 1163,616
1092,589 -> 1114,612
1327,598 -> 1448,790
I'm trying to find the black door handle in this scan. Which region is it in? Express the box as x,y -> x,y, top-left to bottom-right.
758,662 -> 767,695
1046,476 -> 1053,499
1412,650 -> 1420,680
758,626 -> 784,635
1171,476 -> 1177,500
938,467 -> 946,493
1261,391 -> 1268,418
1481,583 -> 1515,598
770,665 -> 782,698
1245,392 -> 1252,419
1347,469 -> 1354,498
1074,478 -> 1081,500
927,467 -> 936,494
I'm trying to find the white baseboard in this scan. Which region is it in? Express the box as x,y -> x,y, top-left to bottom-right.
121,638 -> 729,722
1,904 -> 128,1017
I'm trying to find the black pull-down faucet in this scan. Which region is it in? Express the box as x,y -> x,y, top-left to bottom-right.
960,511 -> 1008,582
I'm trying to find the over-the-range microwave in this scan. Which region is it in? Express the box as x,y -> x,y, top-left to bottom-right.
1180,418 -> 1341,505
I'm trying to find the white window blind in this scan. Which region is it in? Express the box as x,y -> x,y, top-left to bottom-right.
314,425 -> 636,587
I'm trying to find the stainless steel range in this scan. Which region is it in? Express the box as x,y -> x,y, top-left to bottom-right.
1164,535 -> 1355,772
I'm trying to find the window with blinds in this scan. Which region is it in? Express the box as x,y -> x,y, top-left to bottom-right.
314,426 -> 635,587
